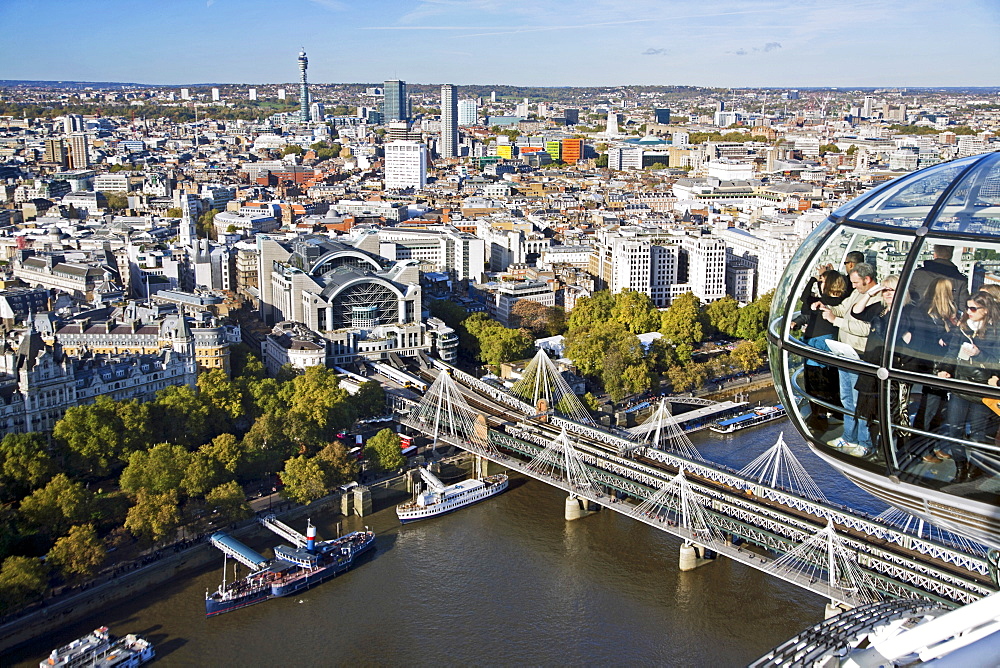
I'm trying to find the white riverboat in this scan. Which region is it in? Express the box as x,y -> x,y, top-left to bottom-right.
397,467 -> 508,524
41,626 -> 154,668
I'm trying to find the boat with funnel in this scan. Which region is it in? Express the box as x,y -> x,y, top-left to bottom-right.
205,515 -> 374,616
40,626 -> 154,667
396,466 -> 508,524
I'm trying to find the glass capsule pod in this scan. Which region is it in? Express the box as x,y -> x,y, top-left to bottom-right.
767,152 -> 1000,547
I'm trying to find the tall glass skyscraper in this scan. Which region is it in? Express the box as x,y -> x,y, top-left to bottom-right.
440,84 -> 458,158
383,80 -> 407,122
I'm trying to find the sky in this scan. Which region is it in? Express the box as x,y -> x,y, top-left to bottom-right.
2,0 -> 999,88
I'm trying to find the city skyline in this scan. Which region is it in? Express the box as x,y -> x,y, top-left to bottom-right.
1,0 -> 998,88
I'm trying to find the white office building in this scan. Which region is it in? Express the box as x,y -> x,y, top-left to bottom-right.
458,99 -> 479,126
384,141 -> 427,190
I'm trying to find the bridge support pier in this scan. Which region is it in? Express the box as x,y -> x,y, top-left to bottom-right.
825,601 -> 850,619
678,542 -> 715,571
475,455 -> 503,478
342,486 -> 372,517
565,494 -> 598,521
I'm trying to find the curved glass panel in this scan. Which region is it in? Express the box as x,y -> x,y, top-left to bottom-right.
843,157 -> 978,229
930,153 -> 1000,234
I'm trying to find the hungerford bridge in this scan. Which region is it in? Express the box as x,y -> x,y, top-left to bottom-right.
391,350 -> 997,617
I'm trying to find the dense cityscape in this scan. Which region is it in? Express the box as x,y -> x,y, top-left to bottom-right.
1,42 -> 999,663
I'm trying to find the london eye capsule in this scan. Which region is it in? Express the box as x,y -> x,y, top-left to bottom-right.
767,151 -> 1000,547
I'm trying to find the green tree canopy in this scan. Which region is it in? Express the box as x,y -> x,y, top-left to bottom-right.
0,556 -> 47,614
283,366 -> 356,451
611,290 -> 660,334
568,291 -> 614,330
705,296 -> 741,338
182,450 -> 224,499
54,395 -> 130,475
736,290 -> 774,342
364,429 -> 405,473
125,489 -> 181,544
0,433 -> 54,500
119,443 -> 191,496
150,385 -> 210,447
104,192 -> 128,211
667,362 -> 709,394
47,524 -> 106,580
280,455 -> 330,505
205,481 -> 251,525
19,474 -> 91,537
351,381 -> 386,419
660,292 -> 705,362
730,340 -> 764,373
316,441 -> 359,487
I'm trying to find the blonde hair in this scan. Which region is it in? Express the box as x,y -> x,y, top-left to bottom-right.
925,277 -> 956,329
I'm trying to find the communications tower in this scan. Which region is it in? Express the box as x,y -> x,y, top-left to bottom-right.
298,50 -> 310,123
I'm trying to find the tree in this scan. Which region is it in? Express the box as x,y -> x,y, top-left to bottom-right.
151,385 -> 210,447
568,291 -> 614,330
19,474 -> 91,537
0,556 -> 47,614
705,296 -> 741,338
736,290 -> 774,342
819,143 -> 840,154
202,433 -> 245,476
182,451 -> 224,499
125,489 -> 181,544
611,290 -> 660,334
351,381 -> 386,419
0,433 -> 54,499
197,210 -> 216,239
104,192 -> 128,211
280,455 -> 330,505
198,369 -> 246,430
119,443 -> 190,496
282,144 -> 304,155
113,399 -> 154,456
511,300 -> 550,336
47,524 -> 105,580
667,363 -> 708,394
564,321 -> 652,400
284,366 -> 356,451
660,293 -> 704,361
205,481 -> 251,525
166,207 -> 182,218
730,340 -> 764,373
54,396 -> 129,475
316,441 -> 359,487
364,429 -> 405,472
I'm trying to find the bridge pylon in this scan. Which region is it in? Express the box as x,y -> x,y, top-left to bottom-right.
509,349 -> 595,425
634,469 -> 722,544
767,518 -> 882,609
629,399 -> 703,460
407,369 -> 487,455
524,427 -> 600,494
738,432 -> 826,502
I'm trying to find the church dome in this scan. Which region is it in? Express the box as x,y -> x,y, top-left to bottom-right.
767,151 -> 1000,547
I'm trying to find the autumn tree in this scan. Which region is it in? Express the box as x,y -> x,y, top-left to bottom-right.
730,340 -> 764,373
316,441 -> 359,487
47,524 -> 106,580
667,363 -> 709,394
283,366 -> 356,452
564,321 -> 653,401
364,429 -> 405,473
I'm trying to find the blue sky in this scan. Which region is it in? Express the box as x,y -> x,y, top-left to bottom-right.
2,0 -> 998,87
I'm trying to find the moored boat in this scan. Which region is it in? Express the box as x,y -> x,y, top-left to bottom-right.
710,405 -> 786,434
206,517 -> 375,616
41,626 -> 154,667
397,466 -> 508,524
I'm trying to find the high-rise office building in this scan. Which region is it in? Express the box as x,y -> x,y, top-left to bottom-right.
384,80 -> 407,122
440,84 -> 458,158
180,88 -> 190,100
211,88 -> 220,102
44,138 -> 67,167
458,99 -> 478,126
384,140 -> 427,190
298,50 -> 310,123
249,88 -> 258,101
561,138 -> 583,164
563,108 -> 579,125
278,89 -> 286,101
654,108 -> 671,124
68,133 -> 90,169
63,114 -> 84,134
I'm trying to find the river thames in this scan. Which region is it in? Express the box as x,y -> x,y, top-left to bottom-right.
8,409 -> 887,667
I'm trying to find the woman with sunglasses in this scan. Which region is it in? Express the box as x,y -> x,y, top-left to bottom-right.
929,290 -> 1000,479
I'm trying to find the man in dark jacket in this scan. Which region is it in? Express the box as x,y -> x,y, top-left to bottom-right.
908,245 -> 970,310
